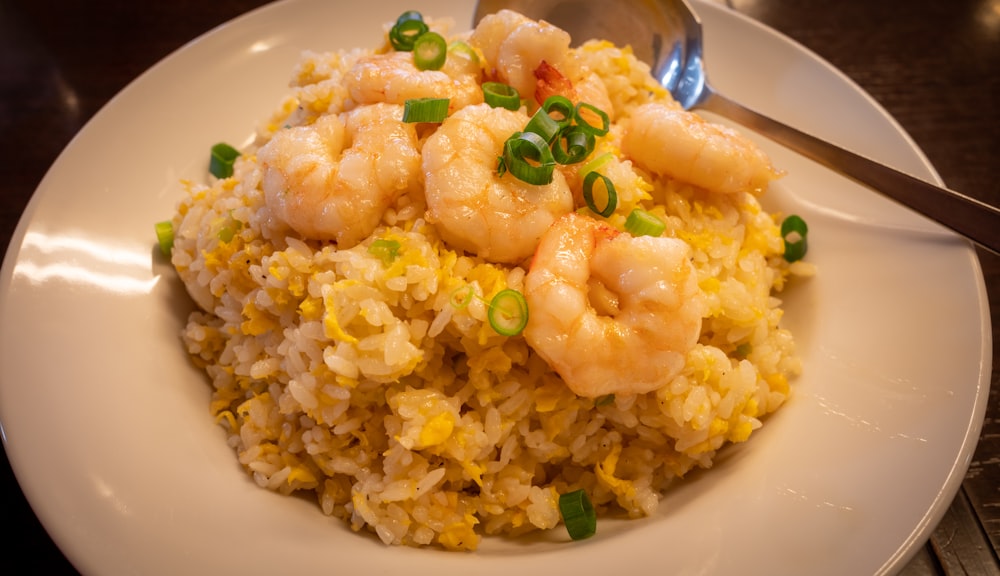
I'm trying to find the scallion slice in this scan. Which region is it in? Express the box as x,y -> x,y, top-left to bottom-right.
368,238 -> 401,266
209,142 -> 240,179
552,126 -> 595,165
579,151 -> 613,177
483,82 -> 520,110
448,40 -> 480,66
559,489 -> 596,540
403,97 -> 450,123
734,342 -> 752,358
395,10 -> 423,24
154,220 -> 174,257
218,221 -> 241,243
389,12 -> 428,52
780,214 -> 809,262
501,131 -> 555,185
574,102 -> 610,136
449,285 -> 475,309
538,95 -> 575,133
487,289 -> 529,337
594,394 -> 615,407
582,171 -> 618,217
524,106 -> 562,144
624,208 -> 665,237
413,31 -> 447,70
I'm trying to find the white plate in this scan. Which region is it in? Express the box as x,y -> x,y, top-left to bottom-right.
0,1 -> 991,575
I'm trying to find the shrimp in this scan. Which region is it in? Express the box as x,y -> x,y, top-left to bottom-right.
523,212 -> 704,398
621,102 -> 782,195
469,9 -> 572,101
422,103 -> 573,264
258,102 -> 421,247
344,50 -> 483,112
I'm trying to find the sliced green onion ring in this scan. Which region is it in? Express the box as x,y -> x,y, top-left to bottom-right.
209,142 -> 240,179
734,342 -> 753,358
218,213 -> 242,243
582,171 -> 618,217
368,238 -> 401,266
483,82 -> 520,110
395,10 -> 423,24
389,13 -> 428,52
574,102 -> 610,136
496,154 -> 508,178
448,40 -> 480,65
487,289 -> 529,337
449,285 -> 475,309
403,97 -> 450,123
594,394 -> 615,407
413,31 -> 447,70
154,220 -> 174,257
539,95 -> 575,133
580,151 -> 614,177
524,107 -> 562,144
502,131 -> 555,185
552,126 -> 595,165
780,214 -> 809,262
559,489 -> 597,541
624,208 -> 666,237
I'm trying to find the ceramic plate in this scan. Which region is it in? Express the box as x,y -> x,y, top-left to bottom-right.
0,1 -> 990,574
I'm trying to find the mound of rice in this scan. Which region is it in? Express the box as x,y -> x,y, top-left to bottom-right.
167,13 -> 813,551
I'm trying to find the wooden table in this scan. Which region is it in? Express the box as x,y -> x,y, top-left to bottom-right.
1,0 -> 996,573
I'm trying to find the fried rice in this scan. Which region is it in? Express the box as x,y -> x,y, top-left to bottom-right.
165,10 -> 813,551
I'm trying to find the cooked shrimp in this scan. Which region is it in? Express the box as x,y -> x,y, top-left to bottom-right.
469,9 -> 572,102
523,212 -> 704,398
259,102 -> 421,247
344,50 -> 483,112
422,103 -> 573,264
621,102 -> 782,195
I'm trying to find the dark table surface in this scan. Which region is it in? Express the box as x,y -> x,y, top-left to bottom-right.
1,0 -> 997,574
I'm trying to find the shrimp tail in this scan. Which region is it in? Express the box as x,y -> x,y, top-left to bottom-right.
533,60 -> 575,105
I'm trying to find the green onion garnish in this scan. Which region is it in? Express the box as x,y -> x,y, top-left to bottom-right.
449,285 -> 475,309
624,208 -> 665,237
368,238 -> 401,266
209,142 -> 240,179
483,82 -> 520,110
559,489 -> 597,540
539,95 -> 575,133
403,97 -> 450,123
395,10 -> 423,24
552,126 -> 595,165
780,214 -> 809,262
487,288 -> 529,337
574,102 -> 610,136
500,131 -> 555,185
389,11 -> 428,52
413,31 -> 447,70
448,40 -> 480,66
580,151 -> 613,177
501,97 -> 608,185
524,106 -> 563,144
154,220 -> 174,257
582,171 -> 617,217
594,394 -> 615,407
218,222 -> 240,243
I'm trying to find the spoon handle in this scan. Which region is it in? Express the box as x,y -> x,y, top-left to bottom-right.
699,90 -> 1000,254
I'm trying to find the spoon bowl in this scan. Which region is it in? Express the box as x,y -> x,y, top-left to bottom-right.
473,0 -> 1000,253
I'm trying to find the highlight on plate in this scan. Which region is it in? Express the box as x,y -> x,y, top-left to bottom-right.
155,9 -> 814,550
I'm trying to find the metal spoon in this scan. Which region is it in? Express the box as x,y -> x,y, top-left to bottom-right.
473,0 -> 1000,253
